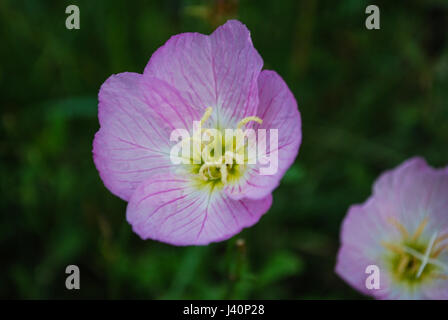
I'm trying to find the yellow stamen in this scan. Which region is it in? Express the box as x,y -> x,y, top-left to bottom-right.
429,273 -> 448,280
201,146 -> 222,165
207,166 -> 219,179
202,128 -> 223,157
199,163 -> 214,180
180,136 -> 202,163
381,241 -> 405,254
220,164 -> 228,184
387,217 -> 409,239
381,218 -> 448,281
410,259 -> 420,274
412,217 -> 428,241
432,244 -> 448,258
397,255 -> 410,275
189,109 -> 262,186
200,107 -> 213,125
434,233 -> 448,247
236,116 -> 263,129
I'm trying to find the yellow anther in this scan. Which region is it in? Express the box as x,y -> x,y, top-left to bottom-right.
202,128 -> 223,156
236,116 -> 263,129
410,259 -> 420,274
198,164 -> 209,180
432,244 -> 448,258
201,146 -> 216,165
220,164 -> 228,184
430,273 -> 448,280
434,233 -> 448,247
381,241 -> 405,254
412,217 -> 428,241
397,254 -> 410,276
387,217 -> 409,239
180,136 -> 202,163
200,107 -> 213,125
207,166 -> 219,179
199,163 -> 218,180
381,217 -> 448,281
189,109 -> 261,186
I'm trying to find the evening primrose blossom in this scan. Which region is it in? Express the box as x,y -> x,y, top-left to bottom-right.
336,157 -> 448,299
92,20 -> 302,245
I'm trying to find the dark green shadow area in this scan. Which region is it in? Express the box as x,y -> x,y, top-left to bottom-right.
1,0 -> 447,299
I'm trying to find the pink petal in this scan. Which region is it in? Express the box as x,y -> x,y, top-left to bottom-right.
225,70 -> 302,200
93,72 -> 176,201
139,76 -> 201,132
423,280 -> 448,299
143,20 -> 263,127
335,200 -> 394,299
336,243 -> 393,299
373,157 -> 448,238
126,173 -> 272,246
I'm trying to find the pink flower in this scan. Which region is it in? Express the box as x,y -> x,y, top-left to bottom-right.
92,20 -> 302,245
336,157 -> 448,299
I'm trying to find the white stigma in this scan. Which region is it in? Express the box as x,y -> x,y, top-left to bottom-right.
416,232 -> 438,278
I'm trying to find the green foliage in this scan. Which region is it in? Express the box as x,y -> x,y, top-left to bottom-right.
1,0 -> 447,299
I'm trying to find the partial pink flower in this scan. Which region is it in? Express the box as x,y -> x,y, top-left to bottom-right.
92,20 -> 302,245
336,157 -> 448,299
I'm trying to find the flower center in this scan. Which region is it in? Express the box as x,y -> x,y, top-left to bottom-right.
188,107 -> 262,188
382,217 -> 448,286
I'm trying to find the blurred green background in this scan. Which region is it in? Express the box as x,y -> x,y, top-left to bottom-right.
1,0 -> 447,299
